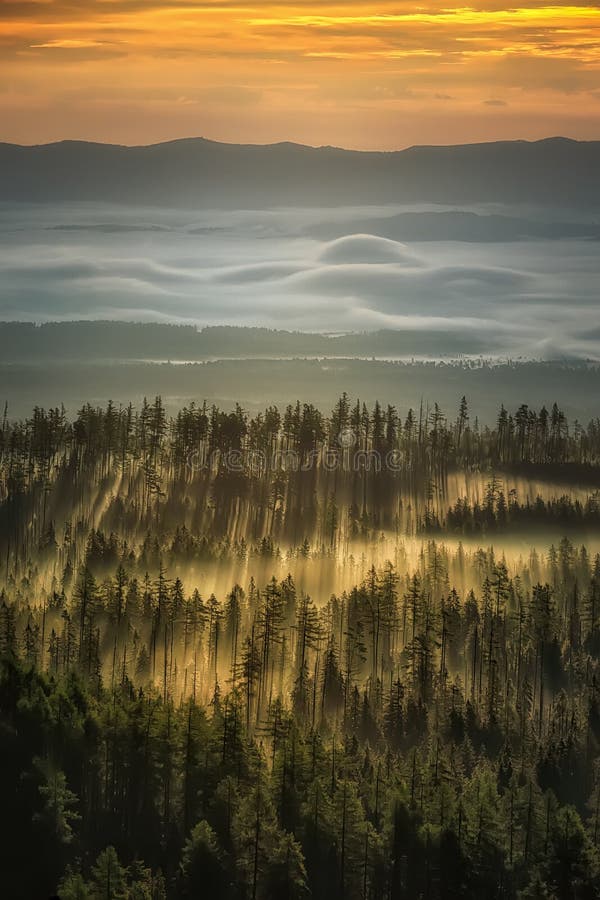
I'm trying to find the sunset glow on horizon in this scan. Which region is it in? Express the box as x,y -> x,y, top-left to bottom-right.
1,0 -> 600,147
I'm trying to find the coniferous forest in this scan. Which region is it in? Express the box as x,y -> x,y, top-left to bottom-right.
4,393 -> 600,899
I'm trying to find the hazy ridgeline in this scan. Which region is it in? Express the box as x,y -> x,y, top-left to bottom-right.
2,137 -> 600,208
3,393 -> 600,897
3,323 -> 600,424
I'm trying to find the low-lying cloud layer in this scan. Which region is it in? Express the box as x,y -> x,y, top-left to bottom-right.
1,202 -> 599,360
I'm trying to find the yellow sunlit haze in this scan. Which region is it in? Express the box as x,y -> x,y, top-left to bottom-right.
1,1 -> 600,146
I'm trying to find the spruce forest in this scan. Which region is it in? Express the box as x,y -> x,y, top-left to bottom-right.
4,393 -> 600,900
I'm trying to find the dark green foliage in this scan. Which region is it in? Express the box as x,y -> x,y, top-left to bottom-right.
2,395 -> 600,898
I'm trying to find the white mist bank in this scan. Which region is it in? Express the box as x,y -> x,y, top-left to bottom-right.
1,201 -> 599,360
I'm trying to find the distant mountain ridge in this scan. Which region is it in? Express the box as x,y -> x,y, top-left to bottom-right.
0,322 -> 502,361
1,136 -> 599,208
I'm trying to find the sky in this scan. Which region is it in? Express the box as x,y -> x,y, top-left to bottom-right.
1,1 -> 600,148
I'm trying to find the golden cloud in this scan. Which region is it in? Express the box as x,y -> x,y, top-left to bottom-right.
1,1 -> 599,145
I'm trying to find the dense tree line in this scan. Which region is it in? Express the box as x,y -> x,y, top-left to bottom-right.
3,540 -> 600,897
1,395 -> 600,581
3,395 -> 599,476
3,396 -> 600,898
422,479 -> 600,535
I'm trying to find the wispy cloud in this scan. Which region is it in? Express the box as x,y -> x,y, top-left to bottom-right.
29,38 -> 116,48
1,1 -> 600,145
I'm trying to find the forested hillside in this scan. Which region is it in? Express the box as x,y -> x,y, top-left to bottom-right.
2,394 -> 600,898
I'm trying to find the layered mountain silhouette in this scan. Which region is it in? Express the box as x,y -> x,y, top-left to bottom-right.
308,210 -> 600,242
1,136 -> 599,208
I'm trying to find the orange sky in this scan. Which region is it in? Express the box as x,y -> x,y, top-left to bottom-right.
1,1 -> 600,147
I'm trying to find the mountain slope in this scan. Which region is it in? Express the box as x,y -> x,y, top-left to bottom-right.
1,136 -> 599,208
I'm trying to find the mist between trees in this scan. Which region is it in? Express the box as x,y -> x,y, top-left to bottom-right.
187,444 -> 409,475
3,393 -> 600,898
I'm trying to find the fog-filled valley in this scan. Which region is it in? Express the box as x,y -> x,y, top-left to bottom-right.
2,193 -> 600,420
4,139 -> 600,900
2,199 -> 599,359
4,393 -> 600,898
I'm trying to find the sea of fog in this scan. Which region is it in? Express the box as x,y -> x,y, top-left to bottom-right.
1,201 -> 599,360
